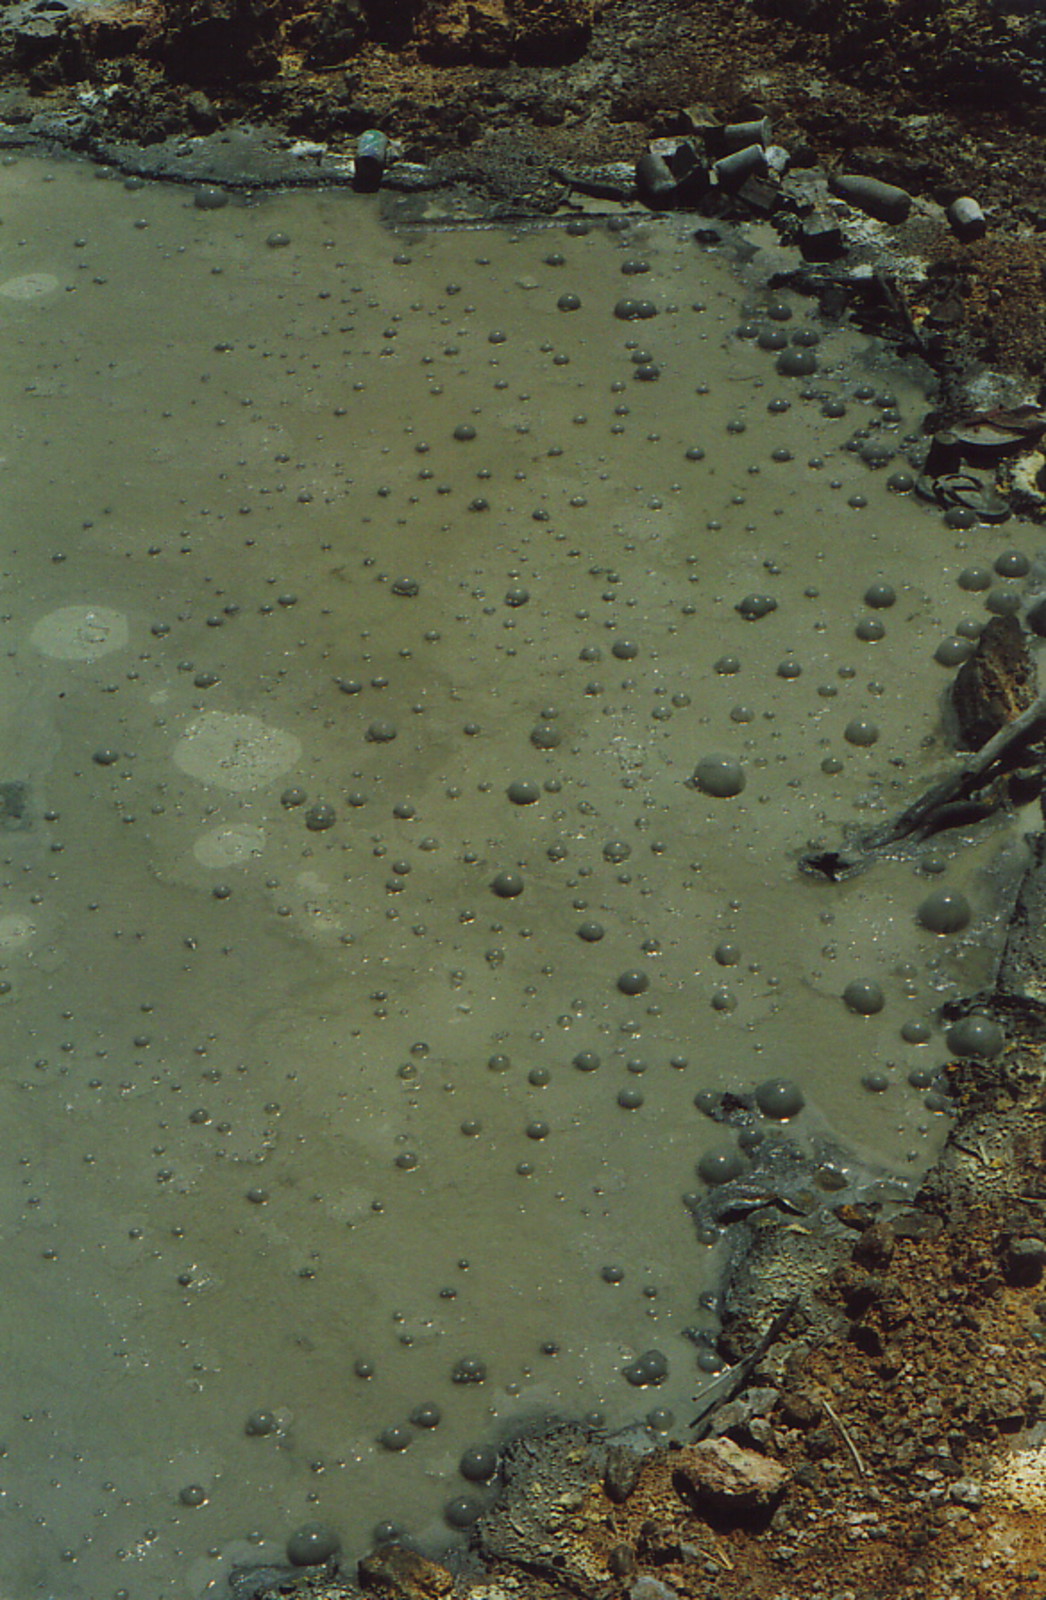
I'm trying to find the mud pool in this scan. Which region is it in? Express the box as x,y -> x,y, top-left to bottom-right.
0,153 -> 1039,1598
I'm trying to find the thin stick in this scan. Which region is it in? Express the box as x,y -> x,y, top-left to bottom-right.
822,1398 -> 866,1478
803,688 -> 1046,877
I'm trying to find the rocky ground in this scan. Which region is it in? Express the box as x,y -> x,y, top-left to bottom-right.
3,5 -> 1046,1597
1,0 -> 1045,376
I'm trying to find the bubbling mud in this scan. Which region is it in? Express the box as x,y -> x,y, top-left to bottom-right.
0,153 -> 1038,1599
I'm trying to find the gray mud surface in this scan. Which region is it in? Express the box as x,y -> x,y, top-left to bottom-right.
2,138 -> 1046,1600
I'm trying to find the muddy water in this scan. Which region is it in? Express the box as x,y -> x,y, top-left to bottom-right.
0,153 -> 1035,1597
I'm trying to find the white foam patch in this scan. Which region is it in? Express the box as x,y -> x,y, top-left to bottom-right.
0,913 -> 36,950
173,712 -> 302,790
192,823 -> 267,868
30,605 -> 130,661
0,272 -> 61,301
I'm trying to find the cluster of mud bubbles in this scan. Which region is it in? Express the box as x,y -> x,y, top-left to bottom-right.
0,154 -> 1039,1597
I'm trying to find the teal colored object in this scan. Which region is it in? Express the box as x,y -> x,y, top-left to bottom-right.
355,129 -> 389,190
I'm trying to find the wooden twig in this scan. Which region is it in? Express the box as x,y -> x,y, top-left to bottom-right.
822,1398 -> 867,1478
802,689 -> 1046,880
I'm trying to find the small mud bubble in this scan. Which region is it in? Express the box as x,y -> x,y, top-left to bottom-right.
615,298 -> 641,320
445,1495 -> 485,1530
391,577 -> 420,597
958,565 -> 992,592
844,979 -> 885,1015
945,506 -> 978,531
685,445 -> 706,461
451,1356 -> 487,1385
634,363 -> 661,381
410,1403 -> 441,1428
611,640 -> 639,660
453,423 -> 476,441
617,1087 -> 644,1109
856,617 -> 885,642
491,871 -> 524,898
935,637 -> 974,667
715,941 -> 741,966
545,251 -> 565,266
603,840 -> 631,863
304,803 -> 336,831
735,594 -> 777,620
459,1445 -> 498,1482
995,549 -> 1031,577
379,1425 -> 412,1452
946,1015 -> 1004,1058
507,780 -> 540,804
488,1053 -> 511,1073
504,585 -> 530,606
864,582 -> 897,609
526,1119 -> 549,1139
245,1410 -> 278,1436
698,1148 -> 748,1185
281,787 -> 306,808
623,1349 -> 668,1387
93,748 -> 119,766
777,348 -> 818,376
577,921 -> 605,942
908,1065 -> 935,1089
354,1359 -> 374,1378
755,1078 -> 805,1119
557,292 -> 581,311
844,718 -> 880,747
901,1019 -> 932,1044
266,231 -> 291,249
573,1051 -> 601,1072
530,723 -> 561,749
602,1264 -> 624,1283
918,888 -> 972,934
193,186 -> 228,210
366,720 -> 397,743
179,1484 -> 208,1507
861,1071 -> 890,1092
617,970 -> 649,995
693,756 -> 746,798
715,655 -> 741,675
887,470 -> 915,492
287,1523 -> 342,1566
987,588 -> 1022,616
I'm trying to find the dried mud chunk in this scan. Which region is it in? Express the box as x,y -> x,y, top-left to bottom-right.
777,1390 -> 823,1430
604,1443 -> 644,1504
851,1219 -> 896,1271
672,1437 -> 789,1511
357,1543 -> 455,1598
951,612 -> 1037,751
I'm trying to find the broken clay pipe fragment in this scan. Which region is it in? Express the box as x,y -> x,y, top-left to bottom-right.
947,196 -> 987,243
713,143 -> 769,191
798,214 -> 845,262
635,150 -> 679,207
829,172 -> 912,225
704,116 -> 772,156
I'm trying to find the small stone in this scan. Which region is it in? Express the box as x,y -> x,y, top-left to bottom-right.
1006,1236 -> 1046,1286
358,1543 -> 455,1596
673,1437 -> 789,1509
949,1477 -> 984,1509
